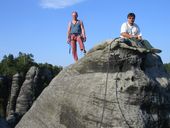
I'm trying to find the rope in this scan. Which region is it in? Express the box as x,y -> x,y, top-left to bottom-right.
99,40 -> 134,128
99,40 -> 137,128
92,39 -> 167,127
113,56 -> 157,128
99,41 -> 112,128
72,39 -> 165,127
114,54 -> 132,128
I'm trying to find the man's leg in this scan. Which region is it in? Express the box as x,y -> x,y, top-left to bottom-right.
129,38 -> 140,47
141,40 -> 153,49
71,35 -> 78,61
77,36 -> 86,53
141,40 -> 162,53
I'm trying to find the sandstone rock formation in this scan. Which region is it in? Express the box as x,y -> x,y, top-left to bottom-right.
6,73 -> 22,117
15,66 -> 39,116
7,66 -> 39,127
6,66 -> 53,127
16,40 -> 170,128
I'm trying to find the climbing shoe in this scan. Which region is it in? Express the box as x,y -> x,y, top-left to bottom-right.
150,48 -> 162,53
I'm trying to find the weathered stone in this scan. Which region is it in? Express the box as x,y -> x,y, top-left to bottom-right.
6,73 -> 22,116
6,66 -> 39,127
6,66 -> 54,128
15,66 -> 39,116
16,40 -> 170,128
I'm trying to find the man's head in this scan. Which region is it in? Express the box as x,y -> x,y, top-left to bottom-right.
72,11 -> 78,20
127,13 -> 135,25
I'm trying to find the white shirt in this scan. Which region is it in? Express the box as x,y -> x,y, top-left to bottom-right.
120,22 -> 142,38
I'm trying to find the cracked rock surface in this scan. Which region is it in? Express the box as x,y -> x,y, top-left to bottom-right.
16,40 -> 170,128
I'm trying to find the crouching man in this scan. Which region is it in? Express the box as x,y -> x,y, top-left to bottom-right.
120,12 -> 161,53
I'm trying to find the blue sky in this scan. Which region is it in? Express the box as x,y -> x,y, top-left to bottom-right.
0,0 -> 170,67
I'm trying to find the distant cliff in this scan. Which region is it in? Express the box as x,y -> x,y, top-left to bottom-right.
0,52 -> 62,127
16,39 -> 170,128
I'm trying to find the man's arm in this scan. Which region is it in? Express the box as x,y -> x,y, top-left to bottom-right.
136,25 -> 142,40
121,32 -> 141,39
67,22 -> 71,43
121,32 -> 133,38
80,21 -> 86,41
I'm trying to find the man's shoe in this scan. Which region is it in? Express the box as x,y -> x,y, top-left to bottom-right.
83,50 -> 86,54
150,48 -> 162,53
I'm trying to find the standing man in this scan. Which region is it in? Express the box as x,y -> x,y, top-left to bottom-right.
67,11 -> 86,62
120,13 -> 161,53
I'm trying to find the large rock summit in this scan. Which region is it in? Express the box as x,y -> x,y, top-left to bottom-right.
16,40 -> 170,128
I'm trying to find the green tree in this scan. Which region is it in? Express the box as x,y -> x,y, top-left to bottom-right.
0,52 -> 63,118
38,63 -> 62,77
164,63 -> 170,74
15,52 -> 37,76
0,54 -> 16,77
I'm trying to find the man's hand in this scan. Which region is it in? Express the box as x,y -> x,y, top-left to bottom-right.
67,38 -> 70,43
137,35 -> 142,40
81,34 -> 86,42
130,35 -> 138,39
83,36 -> 86,42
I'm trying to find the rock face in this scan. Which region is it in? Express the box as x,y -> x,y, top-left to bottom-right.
6,73 -> 22,117
15,66 -> 39,116
7,66 -> 39,127
16,40 -> 170,128
6,66 -> 53,127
